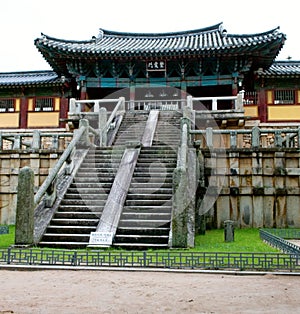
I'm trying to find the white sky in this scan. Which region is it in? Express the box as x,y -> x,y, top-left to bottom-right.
0,0 -> 298,72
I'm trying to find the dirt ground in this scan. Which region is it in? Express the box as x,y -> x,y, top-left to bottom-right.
0,269 -> 299,314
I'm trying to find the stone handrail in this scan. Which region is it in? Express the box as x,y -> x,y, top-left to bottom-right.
171,118 -> 190,248
34,119 -> 93,206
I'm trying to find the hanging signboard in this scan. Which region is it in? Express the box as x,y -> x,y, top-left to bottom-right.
146,60 -> 166,71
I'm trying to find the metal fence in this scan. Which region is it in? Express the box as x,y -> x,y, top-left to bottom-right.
260,229 -> 300,256
0,248 -> 299,272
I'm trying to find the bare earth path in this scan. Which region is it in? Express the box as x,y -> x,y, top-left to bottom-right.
0,269 -> 299,313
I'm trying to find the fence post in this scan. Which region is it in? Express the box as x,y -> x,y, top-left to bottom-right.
32,130 -> 41,150
69,98 -> 76,113
236,91 -> 244,111
13,135 -> 21,150
230,131 -> 237,149
206,127 -> 213,149
275,130 -> 283,148
15,166 -> 35,245
251,127 -> 260,149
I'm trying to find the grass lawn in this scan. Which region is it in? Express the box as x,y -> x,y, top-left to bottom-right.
193,228 -> 278,252
0,225 -> 278,253
0,225 -> 15,248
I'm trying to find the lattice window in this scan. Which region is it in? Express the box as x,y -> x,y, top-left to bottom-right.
35,97 -> 54,111
0,99 -> 15,112
274,90 -> 295,104
243,91 -> 258,105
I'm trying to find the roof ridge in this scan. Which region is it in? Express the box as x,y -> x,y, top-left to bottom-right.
0,70 -> 57,75
100,22 -> 223,38
229,26 -> 285,38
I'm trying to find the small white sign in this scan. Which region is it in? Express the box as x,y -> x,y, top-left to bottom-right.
89,232 -> 113,246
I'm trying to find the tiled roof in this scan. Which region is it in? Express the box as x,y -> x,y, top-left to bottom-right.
259,61 -> 300,77
34,23 -> 286,75
0,70 -> 62,88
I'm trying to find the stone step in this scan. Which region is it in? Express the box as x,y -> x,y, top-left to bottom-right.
38,241 -> 89,248
129,182 -> 172,188
126,194 -> 172,200
63,193 -> 108,200
127,188 -> 172,194
122,206 -> 171,213
118,219 -> 170,228
54,211 -> 102,219
76,170 -> 117,176
73,176 -> 114,183
41,233 -> 91,241
45,225 -> 96,234
60,199 -> 107,206
112,242 -> 169,249
116,226 -> 170,235
58,205 -> 104,212
121,212 -> 170,220
67,188 -> 112,194
124,199 -> 172,206
69,183 -> 113,189
113,234 -> 169,245
50,218 -> 99,226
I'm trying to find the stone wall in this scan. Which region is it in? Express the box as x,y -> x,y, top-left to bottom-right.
0,151 -> 62,224
199,148 -> 300,229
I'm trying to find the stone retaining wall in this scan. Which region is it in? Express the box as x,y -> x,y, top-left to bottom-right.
0,151 -> 62,224
200,149 -> 300,229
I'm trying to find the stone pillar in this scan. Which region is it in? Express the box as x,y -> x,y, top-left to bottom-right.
129,83 -> 135,110
224,220 -> 234,242
15,166 -> 35,245
172,167 -> 188,247
98,107 -> 107,147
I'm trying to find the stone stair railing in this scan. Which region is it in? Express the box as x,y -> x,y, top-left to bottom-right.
15,118 -> 99,245
69,97 -> 126,147
171,116 -> 197,248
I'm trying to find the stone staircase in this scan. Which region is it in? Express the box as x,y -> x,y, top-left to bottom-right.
38,109 -> 182,249
113,146 -> 177,248
113,110 -> 181,249
113,111 -> 149,146
38,147 -> 123,248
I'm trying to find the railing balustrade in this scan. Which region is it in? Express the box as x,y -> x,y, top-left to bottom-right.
0,131 -> 73,151
191,127 -> 300,149
188,91 -> 244,111
125,99 -> 186,111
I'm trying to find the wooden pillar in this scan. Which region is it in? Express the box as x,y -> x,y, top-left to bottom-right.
59,97 -> 69,128
232,79 -> 238,96
258,89 -> 267,123
80,81 -> 87,100
20,97 -> 28,129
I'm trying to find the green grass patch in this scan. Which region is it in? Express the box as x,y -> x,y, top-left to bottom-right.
0,226 -> 278,253
0,225 -> 15,248
193,228 -> 279,252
